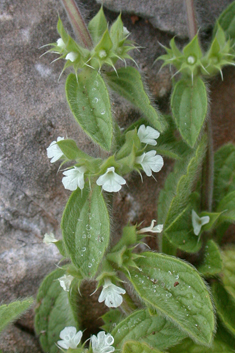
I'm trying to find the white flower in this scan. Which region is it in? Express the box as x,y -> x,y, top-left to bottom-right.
98,279 -> 126,308
192,210 -> 210,236
137,125 -> 160,146
43,232 -> 58,244
123,26 -> 130,37
58,274 -> 74,292
96,167 -> 126,192
47,136 -> 64,163
91,331 -> 115,353
138,220 -> 163,234
62,166 -> 86,191
65,52 -> 78,62
57,326 -> 82,350
136,151 -> 164,177
57,38 -> 66,49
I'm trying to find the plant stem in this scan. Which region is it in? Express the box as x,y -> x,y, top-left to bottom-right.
204,115 -> 214,212
185,0 -> 198,40
185,0 -> 214,212
60,0 -> 93,49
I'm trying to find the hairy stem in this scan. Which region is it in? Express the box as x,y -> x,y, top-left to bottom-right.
202,115 -> 214,212
185,0 -> 198,40
60,0 -> 93,49
185,0 -> 214,212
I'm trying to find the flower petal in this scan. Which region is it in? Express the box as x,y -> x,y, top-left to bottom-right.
200,216 -> 210,226
96,167 -> 126,193
59,326 -> 77,340
138,125 -> 160,146
57,340 -> 70,349
73,331 -> 83,346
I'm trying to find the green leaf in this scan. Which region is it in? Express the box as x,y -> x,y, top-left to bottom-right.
66,71 -> 113,151
158,136 -> 207,253
35,268 -> 79,353
212,282 -> 235,338
88,7 -> 107,45
221,247 -> 235,300
183,34 -> 202,60
61,185 -> 110,278
128,252 -> 215,345
122,341 -> 164,353
217,191 -> 235,223
171,77 -> 207,147
155,114 -> 192,160
199,211 -> 222,231
0,298 -> 34,333
217,318 -> 235,350
94,28 -> 113,54
57,139 -> 90,161
105,67 -> 167,132
214,143 -> 235,206
110,14 -> 124,46
111,309 -> 187,351
102,309 -> 123,332
197,240 -> 223,277
217,1 -> 235,41
164,205 -> 201,253
169,336 -> 234,353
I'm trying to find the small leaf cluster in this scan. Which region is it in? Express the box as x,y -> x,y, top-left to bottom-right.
158,9 -> 235,149
46,8 -> 136,75
159,25 -> 235,83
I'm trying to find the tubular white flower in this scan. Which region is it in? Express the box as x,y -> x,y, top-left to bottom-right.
138,220 -> 163,234
137,125 -> 160,146
96,167 -> 126,192
57,38 -> 66,49
65,52 -> 78,62
91,331 -> 115,353
136,151 -> 164,177
62,166 -> 86,191
47,137 -> 64,163
192,210 -> 210,236
58,274 -> 74,292
57,326 -> 82,350
98,279 -> 126,308
43,232 -> 58,244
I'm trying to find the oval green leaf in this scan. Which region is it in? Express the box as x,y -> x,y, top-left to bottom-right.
197,240 -> 223,277
123,341 -> 164,353
106,67 -> 167,132
214,143 -> 235,206
217,191 -> 235,223
66,71 -> 113,151
111,309 -> 186,351
128,253 -> 215,345
61,185 -> 110,278
0,298 -> 34,333
171,78 -> 207,147
34,268 -> 79,353
212,282 -> 235,338
217,1 -> 235,41
221,247 -> 235,300
169,337 -> 234,353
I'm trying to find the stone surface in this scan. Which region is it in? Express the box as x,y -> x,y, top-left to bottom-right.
96,0 -> 234,38
0,0 -> 235,351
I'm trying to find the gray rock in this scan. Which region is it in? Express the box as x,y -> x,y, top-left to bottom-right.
96,0 -> 234,38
